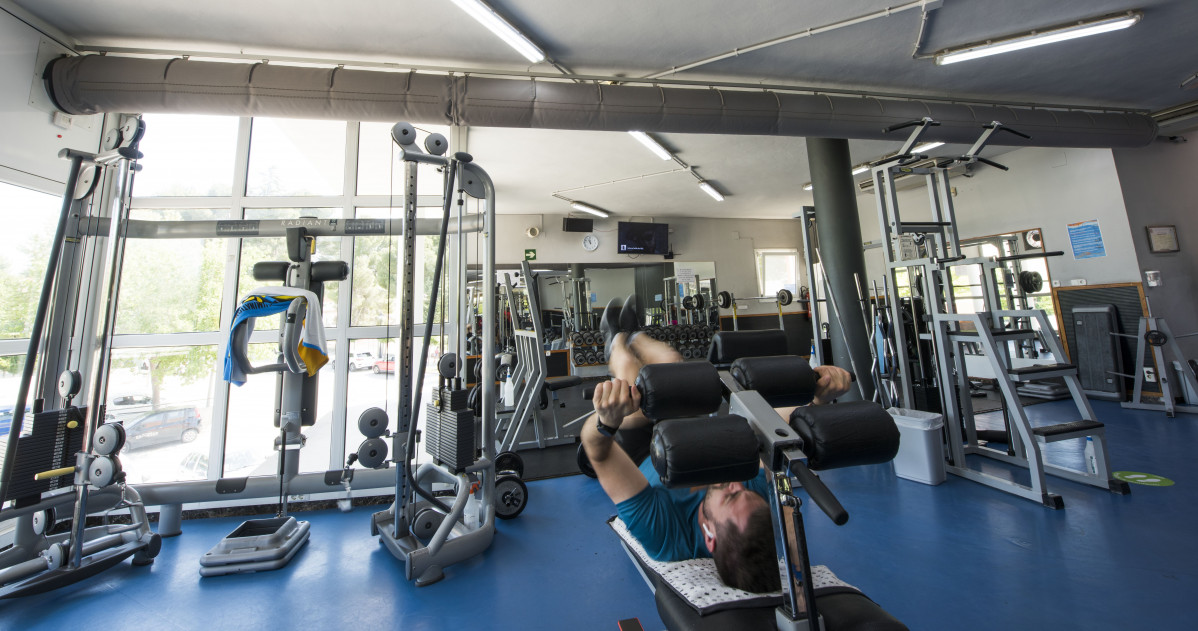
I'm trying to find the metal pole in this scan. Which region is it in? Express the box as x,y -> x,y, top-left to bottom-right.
806,137 -> 876,402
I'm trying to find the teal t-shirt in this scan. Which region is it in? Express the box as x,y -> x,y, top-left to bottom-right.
616,458 -> 771,562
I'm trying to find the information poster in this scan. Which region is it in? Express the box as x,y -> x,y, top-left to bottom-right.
1067,219 -> 1106,259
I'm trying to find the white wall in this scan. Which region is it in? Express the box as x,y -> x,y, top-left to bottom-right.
856,146 -> 1140,288
0,11 -> 100,191
494,214 -> 805,316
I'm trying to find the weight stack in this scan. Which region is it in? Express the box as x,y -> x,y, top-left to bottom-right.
424,386 -> 475,473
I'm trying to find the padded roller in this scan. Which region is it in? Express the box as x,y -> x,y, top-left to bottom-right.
729,355 -> 817,406
708,329 -> 789,365
252,261 -> 290,282
311,261 -> 349,283
789,402 -> 900,471
636,362 -> 723,421
651,415 -> 760,488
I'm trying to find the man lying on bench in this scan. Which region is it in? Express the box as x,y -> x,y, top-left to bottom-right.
581,330 -> 852,594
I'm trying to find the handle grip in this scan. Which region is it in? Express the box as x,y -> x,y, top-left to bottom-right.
995,125 -> 1032,139
883,118 -> 941,133
789,460 -> 849,525
976,157 -> 1009,171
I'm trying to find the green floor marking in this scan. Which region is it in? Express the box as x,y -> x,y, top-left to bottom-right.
1112,471 -> 1174,487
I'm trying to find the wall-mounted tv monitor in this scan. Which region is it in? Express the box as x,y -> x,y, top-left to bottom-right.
617,221 -> 669,255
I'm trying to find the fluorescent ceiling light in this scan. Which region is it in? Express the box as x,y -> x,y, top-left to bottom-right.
913,141 -> 944,153
628,131 -> 673,160
851,165 -> 869,175
449,0 -> 546,63
697,180 -> 724,201
570,201 -> 610,218
936,12 -> 1141,65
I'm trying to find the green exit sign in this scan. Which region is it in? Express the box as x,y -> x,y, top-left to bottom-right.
524,249 -> 536,260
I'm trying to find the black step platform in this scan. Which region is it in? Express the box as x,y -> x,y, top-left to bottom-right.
1031,420 -> 1105,442
1007,363 -> 1076,381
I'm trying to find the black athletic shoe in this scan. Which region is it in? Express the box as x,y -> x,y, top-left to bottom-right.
619,294 -> 640,333
600,296 -> 623,359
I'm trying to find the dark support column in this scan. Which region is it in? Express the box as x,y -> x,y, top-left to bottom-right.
806,137 -> 875,402
569,263 -> 584,278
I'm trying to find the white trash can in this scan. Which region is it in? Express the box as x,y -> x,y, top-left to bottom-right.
887,407 -> 946,485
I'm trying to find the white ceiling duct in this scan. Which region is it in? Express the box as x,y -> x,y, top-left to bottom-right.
45,55 -> 1157,148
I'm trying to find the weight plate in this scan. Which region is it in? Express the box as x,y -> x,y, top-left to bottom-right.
469,384 -> 482,417
495,451 -> 525,478
682,295 -> 695,310
692,294 -> 705,310
494,474 -> 528,520
412,507 -> 445,538
92,423 -> 126,456
438,353 -> 460,380
391,122 -> 417,145
424,132 -> 448,156
777,289 -> 794,306
1018,270 -> 1043,294
1145,330 -> 1169,347
356,437 -> 389,469
716,291 -> 733,309
572,352 -> 583,366
577,443 -> 597,478
357,407 -> 390,438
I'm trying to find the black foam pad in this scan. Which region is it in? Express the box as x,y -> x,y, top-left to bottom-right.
729,355 -> 817,406
789,402 -> 900,471
636,362 -> 722,421
708,330 -> 789,365
651,415 -> 760,488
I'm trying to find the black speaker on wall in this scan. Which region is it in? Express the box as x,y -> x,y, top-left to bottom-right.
563,217 -> 594,233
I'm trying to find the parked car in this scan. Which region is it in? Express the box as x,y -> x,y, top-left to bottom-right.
373,356 -> 396,374
117,406 -> 203,449
1,405 -> 33,437
349,352 -> 377,371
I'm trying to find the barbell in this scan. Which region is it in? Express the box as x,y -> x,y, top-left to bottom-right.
715,289 -> 794,309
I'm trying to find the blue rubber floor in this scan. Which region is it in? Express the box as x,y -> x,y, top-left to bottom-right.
2,400 -> 1195,630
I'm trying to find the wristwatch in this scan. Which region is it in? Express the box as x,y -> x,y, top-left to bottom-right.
595,418 -> 620,437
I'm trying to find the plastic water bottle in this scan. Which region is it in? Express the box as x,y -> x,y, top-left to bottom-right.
1084,437 -> 1097,474
465,490 -> 481,528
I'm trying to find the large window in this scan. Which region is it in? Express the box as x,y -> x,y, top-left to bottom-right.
0,183 -> 60,474
96,115 -> 456,485
246,118 -> 346,196
133,114 -> 239,197
755,248 -> 800,296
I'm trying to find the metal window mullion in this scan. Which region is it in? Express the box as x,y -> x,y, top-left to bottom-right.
209,116 -> 252,480
328,121 -> 359,471
108,332 -> 226,348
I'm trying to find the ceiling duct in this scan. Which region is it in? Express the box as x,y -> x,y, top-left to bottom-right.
45,55 -> 1157,148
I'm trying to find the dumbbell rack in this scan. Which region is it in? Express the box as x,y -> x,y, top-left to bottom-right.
568,329 -> 605,367
641,325 -> 718,360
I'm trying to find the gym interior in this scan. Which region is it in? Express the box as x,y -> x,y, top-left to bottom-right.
1,2 -> 1196,630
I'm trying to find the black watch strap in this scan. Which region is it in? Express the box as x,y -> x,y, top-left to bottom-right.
596,418 -> 619,437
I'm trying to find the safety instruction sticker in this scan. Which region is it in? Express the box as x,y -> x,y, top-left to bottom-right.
1067,219 -> 1106,259
1112,471 -> 1174,487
